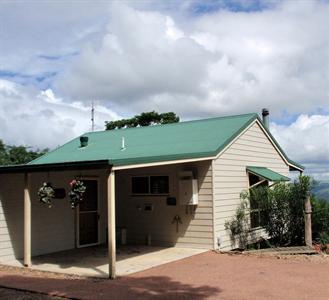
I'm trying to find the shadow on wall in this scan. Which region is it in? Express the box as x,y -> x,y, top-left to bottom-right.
0,174 -> 25,261
0,274 -> 221,300
115,160 -> 213,248
0,172 -> 77,262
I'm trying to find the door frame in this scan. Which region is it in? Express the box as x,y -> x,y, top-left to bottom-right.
76,177 -> 101,248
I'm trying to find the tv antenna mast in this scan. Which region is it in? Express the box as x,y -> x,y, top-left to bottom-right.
91,100 -> 95,132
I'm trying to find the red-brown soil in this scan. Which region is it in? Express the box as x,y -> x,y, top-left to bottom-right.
0,251 -> 328,300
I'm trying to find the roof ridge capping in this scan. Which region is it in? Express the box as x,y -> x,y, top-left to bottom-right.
84,112 -> 259,135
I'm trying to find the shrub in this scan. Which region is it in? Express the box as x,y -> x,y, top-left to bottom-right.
225,175 -> 312,248
254,183 -> 292,246
311,197 -> 329,239
224,199 -> 250,249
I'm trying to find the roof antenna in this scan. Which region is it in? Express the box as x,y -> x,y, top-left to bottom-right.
91,100 -> 95,132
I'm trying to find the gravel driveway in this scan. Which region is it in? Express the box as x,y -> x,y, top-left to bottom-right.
0,251 -> 328,300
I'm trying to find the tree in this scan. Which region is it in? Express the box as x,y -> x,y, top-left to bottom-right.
105,111 -> 179,130
0,139 -> 48,166
0,140 -> 8,165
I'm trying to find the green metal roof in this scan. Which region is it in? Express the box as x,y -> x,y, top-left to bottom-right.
5,112 -> 302,170
247,166 -> 290,182
30,113 -> 258,167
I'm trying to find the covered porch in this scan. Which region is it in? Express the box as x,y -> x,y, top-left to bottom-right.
0,158 -> 213,279
0,160 -> 119,278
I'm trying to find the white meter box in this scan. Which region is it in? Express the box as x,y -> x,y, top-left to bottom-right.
179,178 -> 198,205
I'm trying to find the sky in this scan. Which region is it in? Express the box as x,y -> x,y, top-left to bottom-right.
0,0 -> 328,179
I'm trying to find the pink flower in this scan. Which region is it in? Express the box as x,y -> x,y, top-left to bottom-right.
70,179 -> 77,187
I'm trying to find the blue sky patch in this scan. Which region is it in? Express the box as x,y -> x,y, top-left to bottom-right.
38,51 -> 79,61
189,0 -> 275,15
0,69 -> 57,89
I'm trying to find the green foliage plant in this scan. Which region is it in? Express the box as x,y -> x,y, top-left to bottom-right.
224,197 -> 250,249
105,111 -> 179,130
288,175 -> 311,245
225,175 -> 313,249
252,176 -> 311,246
38,182 -> 55,208
311,196 -> 329,240
251,183 -> 291,246
68,180 -> 86,209
0,139 -> 48,166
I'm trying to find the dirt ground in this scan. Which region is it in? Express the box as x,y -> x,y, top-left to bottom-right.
0,251 -> 328,300
0,287 -> 64,300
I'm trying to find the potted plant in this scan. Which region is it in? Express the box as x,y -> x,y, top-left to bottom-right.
38,182 -> 55,208
68,180 -> 86,208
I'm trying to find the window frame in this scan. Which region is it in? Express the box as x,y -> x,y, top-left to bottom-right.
131,175 -> 170,196
247,172 -> 269,230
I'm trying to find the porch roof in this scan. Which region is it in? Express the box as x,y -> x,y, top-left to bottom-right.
0,113 -> 304,172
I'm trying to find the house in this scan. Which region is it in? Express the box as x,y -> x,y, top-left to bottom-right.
0,110 -> 303,278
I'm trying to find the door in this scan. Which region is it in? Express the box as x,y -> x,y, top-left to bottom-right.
77,179 -> 100,247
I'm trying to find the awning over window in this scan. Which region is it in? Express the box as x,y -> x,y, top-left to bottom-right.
247,166 -> 290,182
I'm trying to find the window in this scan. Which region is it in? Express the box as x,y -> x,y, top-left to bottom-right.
250,194 -> 262,229
248,173 -> 268,229
150,176 -> 169,194
131,175 -> 169,195
132,176 -> 149,194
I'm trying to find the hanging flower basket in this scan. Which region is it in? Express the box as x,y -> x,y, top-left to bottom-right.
38,182 -> 55,208
68,180 -> 86,209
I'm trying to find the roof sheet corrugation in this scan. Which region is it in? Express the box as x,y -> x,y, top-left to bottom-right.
30,113 -> 258,167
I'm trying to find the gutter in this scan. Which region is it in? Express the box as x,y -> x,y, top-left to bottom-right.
0,160 -> 112,174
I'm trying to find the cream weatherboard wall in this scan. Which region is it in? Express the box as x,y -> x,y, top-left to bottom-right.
0,169 -> 109,263
115,160 -> 214,249
0,174 -> 24,263
212,121 -> 290,250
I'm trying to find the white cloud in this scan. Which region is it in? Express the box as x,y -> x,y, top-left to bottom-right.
0,1 -> 328,180
0,80 -> 120,149
55,3 -> 212,116
55,2 -> 329,119
271,114 -> 329,179
0,1 -> 111,81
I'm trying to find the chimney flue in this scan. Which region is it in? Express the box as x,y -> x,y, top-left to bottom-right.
262,108 -> 269,130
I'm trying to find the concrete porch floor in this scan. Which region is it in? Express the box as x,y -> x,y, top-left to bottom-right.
6,246 -> 207,278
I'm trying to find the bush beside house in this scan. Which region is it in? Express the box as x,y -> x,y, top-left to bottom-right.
225,176 -> 329,251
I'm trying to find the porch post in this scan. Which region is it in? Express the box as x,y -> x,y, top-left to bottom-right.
300,170 -> 312,247
24,173 -> 31,267
305,195 -> 312,247
107,170 -> 116,279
